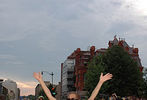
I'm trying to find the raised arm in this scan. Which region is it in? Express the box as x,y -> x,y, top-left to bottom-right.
88,73 -> 113,100
33,72 -> 56,100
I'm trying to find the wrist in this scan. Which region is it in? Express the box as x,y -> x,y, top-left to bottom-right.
99,80 -> 104,84
38,79 -> 43,83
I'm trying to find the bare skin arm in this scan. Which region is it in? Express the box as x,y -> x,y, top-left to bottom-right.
88,73 -> 113,100
33,72 -> 56,100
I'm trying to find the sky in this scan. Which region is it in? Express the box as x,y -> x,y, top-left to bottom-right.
0,0 -> 147,96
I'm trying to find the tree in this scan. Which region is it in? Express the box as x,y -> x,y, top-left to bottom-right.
85,45 -> 144,98
27,95 -> 35,100
142,79 -> 147,98
85,55 -> 108,100
102,45 -> 144,97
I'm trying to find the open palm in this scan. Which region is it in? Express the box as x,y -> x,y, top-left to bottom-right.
33,72 -> 42,81
100,73 -> 113,83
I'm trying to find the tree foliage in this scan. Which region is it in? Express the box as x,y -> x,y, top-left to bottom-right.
85,55 -> 107,99
103,45 -> 144,97
142,79 -> 147,98
85,45 -> 144,98
27,95 -> 35,100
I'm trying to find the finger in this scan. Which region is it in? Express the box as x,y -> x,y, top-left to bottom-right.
100,73 -> 103,77
33,72 -> 37,78
106,77 -> 112,81
107,73 -> 113,77
105,73 -> 110,76
39,72 -> 41,76
103,73 -> 109,77
109,74 -> 113,77
107,75 -> 113,79
33,72 -> 36,76
106,74 -> 113,79
108,76 -> 113,79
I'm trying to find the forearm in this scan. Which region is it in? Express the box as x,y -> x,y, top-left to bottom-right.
88,81 -> 103,100
39,80 -> 56,100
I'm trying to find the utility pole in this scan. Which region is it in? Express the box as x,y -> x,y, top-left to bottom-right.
41,71 -> 54,85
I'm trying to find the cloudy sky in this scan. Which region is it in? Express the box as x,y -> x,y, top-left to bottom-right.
0,0 -> 147,96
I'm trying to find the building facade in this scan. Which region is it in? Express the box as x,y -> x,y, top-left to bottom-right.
35,81 -> 51,99
61,36 -> 144,99
61,59 -> 75,99
55,82 -> 61,100
2,79 -> 19,100
107,36 -> 143,71
0,79 -> 7,100
61,46 -> 95,99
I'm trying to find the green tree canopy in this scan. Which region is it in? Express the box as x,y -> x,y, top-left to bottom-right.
27,95 -> 35,100
85,45 -> 144,98
85,55 -> 108,99
103,45 -> 144,97
142,79 -> 147,98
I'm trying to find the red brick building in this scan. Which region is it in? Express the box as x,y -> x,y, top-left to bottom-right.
61,36 -> 143,99
67,46 -> 95,91
97,36 -> 143,72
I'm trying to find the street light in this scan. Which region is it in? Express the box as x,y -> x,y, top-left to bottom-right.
41,71 -> 54,85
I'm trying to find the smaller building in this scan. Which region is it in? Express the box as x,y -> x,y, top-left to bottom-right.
0,79 -> 20,100
0,79 -> 7,100
55,82 -> 61,100
18,88 -> 20,100
2,79 -> 19,100
61,59 -> 75,100
35,81 -> 51,98
2,86 -> 8,99
0,79 -> 3,94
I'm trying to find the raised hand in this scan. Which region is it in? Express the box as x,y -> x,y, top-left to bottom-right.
99,73 -> 113,83
33,72 -> 43,82
88,73 -> 113,100
33,72 -> 56,100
